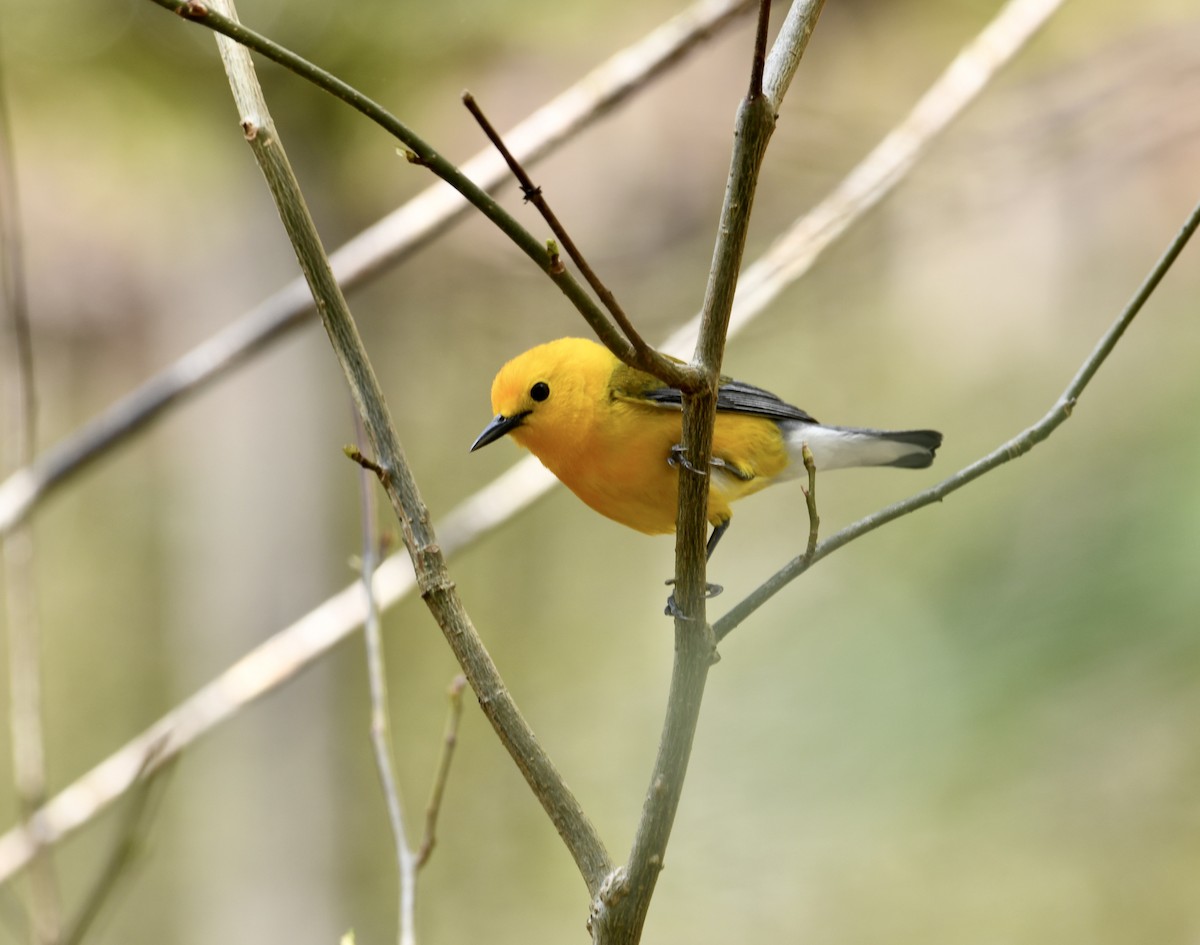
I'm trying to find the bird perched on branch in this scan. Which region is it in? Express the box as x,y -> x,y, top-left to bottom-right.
471,337 -> 941,558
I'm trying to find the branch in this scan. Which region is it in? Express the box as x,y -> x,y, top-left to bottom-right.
415,675 -> 466,870
461,92 -> 695,389
714,191 -> 1200,642
0,0 -> 1065,885
800,443 -> 818,563
352,420 -> 416,945
58,743 -> 173,945
153,0 -> 641,366
0,0 -> 753,539
205,0 -> 612,894
594,3 -> 824,941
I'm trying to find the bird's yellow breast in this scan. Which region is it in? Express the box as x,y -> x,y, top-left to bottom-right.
516,393 -> 790,535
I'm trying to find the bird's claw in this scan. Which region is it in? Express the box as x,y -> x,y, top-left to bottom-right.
667,444 -> 706,477
663,579 -> 723,617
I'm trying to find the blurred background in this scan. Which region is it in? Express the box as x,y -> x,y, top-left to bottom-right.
2,0 -> 1199,942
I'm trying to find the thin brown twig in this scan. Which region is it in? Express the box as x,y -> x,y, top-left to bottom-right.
800,442 -> 818,563
748,0 -> 772,99
344,444 -> 388,482
415,675 -> 466,869
460,91 -> 695,390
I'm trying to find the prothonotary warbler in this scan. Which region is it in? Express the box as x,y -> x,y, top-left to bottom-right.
471,337 -> 942,558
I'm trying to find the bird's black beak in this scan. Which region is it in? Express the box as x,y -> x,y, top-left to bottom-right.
470,412 -> 528,451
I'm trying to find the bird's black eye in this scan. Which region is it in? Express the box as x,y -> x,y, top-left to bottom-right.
530,381 -> 550,402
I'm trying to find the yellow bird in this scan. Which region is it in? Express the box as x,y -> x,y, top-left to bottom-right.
471,337 -> 941,557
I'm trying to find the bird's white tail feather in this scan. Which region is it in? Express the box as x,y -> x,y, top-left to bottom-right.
780,422 -> 940,476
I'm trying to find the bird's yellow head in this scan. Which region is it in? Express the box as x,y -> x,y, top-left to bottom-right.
470,337 -> 615,458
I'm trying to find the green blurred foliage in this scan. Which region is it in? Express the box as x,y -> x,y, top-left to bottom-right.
2,0 -> 1200,943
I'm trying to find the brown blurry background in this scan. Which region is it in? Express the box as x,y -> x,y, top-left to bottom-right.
2,0 -> 1200,942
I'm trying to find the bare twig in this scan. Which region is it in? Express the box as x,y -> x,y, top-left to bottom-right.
800,442 -> 818,564
714,191 -> 1200,642
206,0 -> 612,893
352,413 -> 415,945
748,0 -> 773,99
153,0 -> 638,366
415,675 -> 466,870
58,741 -> 174,945
0,0 -> 1065,885
662,0 -> 1065,353
460,92 -> 693,388
0,0 -> 753,539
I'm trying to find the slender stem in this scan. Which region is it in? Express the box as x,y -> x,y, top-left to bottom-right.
58,743 -> 173,945
800,443 -> 818,563
415,675 -> 466,869
715,192 -> 1200,642
149,0 -> 631,368
207,0 -> 612,893
353,415 -> 415,945
460,92 -> 696,389
748,0 -> 772,99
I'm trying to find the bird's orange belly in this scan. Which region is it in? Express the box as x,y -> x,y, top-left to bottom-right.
556,411 -> 789,535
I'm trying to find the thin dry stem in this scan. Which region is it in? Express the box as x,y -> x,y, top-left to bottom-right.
353,414 -> 415,945
415,675 -> 466,870
800,443 -> 818,563
460,91 -> 695,389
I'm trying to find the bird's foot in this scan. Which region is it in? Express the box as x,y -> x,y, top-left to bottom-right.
667,444 -> 707,477
663,579 -> 723,618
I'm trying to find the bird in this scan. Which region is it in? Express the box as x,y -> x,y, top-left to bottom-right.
471,337 -> 942,559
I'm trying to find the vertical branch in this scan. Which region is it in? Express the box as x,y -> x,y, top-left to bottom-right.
353,419 -> 417,945
594,3 -> 827,942
0,29 -> 60,945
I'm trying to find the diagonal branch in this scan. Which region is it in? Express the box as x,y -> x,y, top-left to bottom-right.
714,191 -> 1200,642
461,92 -> 692,388
153,0 -> 638,370
207,0 -> 612,894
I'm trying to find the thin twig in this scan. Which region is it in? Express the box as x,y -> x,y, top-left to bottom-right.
206,0 -> 612,894
0,0 -> 751,540
714,191 -> 1200,642
748,0 -> 772,99
58,741 -> 174,945
0,0 -> 1065,886
152,0 -> 637,369
353,412 -> 415,945
415,675 -> 466,870
345,444 -> 388,482
800,443 -> 818,563
460,92 -> 693,389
